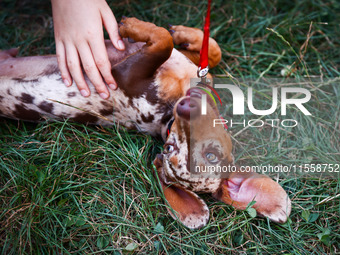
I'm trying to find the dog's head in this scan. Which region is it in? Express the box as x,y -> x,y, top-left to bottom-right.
158,87 -> 234,191
154,87 -> 233,228
154,87 -> 291,229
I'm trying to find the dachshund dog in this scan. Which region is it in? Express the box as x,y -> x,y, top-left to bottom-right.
0,17 -> 291,229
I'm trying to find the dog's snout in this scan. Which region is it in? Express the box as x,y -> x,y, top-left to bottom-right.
176,97 -> 199,120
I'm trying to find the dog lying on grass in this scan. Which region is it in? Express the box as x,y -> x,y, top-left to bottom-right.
0,17 -> 291,229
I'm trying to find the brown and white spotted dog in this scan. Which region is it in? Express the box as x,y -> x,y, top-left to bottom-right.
0,17 -> 291,229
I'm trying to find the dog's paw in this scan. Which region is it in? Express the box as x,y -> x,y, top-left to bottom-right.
118,17 -> 157,43
118,16 -> 136,38
169,25 -> 203,51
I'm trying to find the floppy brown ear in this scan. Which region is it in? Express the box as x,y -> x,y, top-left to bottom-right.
217,170 -> 291,223
159,181 -> 210,229
154,156 -> 209,229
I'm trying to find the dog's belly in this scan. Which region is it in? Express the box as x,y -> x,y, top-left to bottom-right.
0,73 -> 113,124
0,74 -> 168,136
0,43 -> 196,138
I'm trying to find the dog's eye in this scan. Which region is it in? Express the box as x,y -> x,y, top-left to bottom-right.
164,144 -> 174,154
206,152 -> 218,163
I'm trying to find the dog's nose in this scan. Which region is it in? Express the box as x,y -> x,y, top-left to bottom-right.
176,97 -> 200,120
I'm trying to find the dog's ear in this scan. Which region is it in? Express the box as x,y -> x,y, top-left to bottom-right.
154,156 -> 209,229
215,170 -> 291,223
159,180 -> 210,229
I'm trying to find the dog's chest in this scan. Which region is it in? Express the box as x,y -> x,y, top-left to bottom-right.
111,87 -> 172,136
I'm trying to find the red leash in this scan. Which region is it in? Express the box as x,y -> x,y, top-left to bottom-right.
167,1 -> 213,138
197,0 -> 212,78
197,0 -> 228,130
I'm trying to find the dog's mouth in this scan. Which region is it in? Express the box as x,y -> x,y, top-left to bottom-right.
224,177 -> 244,195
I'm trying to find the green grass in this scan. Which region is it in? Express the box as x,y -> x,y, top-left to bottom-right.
1,0 -> 339,254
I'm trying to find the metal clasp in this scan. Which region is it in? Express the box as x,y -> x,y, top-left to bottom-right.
197,66 -> 209,78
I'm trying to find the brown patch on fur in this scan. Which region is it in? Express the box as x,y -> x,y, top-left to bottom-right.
67,92 -> 76,98
100,107 -> 113,116
13,104 -> 41,121
156,68 -> 189,103
73,113 -> 99,123
41,64 -> 59,76
178,50 -> 201,66
17,93 -> 35,104
38,101 -> 54,114
99,101 -> 113,116
170,155 -> 179,167
141,113 -> 154,123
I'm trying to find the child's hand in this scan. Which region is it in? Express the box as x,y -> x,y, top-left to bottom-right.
51,0 -> 125,99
